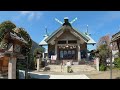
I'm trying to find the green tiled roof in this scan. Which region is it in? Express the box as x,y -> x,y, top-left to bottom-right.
86,34 -> 96,44
39,35 -> 49,45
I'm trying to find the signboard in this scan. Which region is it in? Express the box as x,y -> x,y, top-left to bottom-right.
14,44 -> 21,53
19,70 -> 25,79
51,55 -> 57,60
0,53 -> 4,58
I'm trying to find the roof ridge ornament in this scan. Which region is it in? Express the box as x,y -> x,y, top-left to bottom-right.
85,25 -> 91,36
70,17 -> 77,24
43,26 -> 49,37
55,17 -> 77,25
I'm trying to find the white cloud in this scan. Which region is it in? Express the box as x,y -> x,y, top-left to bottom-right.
15,11 -> 43,21
19,11 -> 32,15
28,12 -> 35,21
36,12 -> 43,20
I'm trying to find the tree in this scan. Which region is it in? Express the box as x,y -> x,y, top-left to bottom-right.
0,21 -> 16,45
89,50 -> 96,60
96,35 -> 111,71
13,27 -> 32,54
33,47 -> 45,56
97,44 -> 110,65
14,28 -> 33,71
0,20 -> 33,78
33,48 -> 45,69
97,34 -> 111,48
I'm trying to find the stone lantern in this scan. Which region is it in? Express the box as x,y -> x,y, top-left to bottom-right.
36,51 -> 42,72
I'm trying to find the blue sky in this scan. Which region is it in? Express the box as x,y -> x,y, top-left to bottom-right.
0,11 -> 120,50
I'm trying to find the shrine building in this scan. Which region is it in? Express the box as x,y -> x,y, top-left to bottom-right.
39,17 -> 96,64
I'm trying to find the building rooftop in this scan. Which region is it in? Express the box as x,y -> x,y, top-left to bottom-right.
86,34 -> 96,44
111,31 -> 120,42
39,18 -> 96,45
39,35 -> 49,46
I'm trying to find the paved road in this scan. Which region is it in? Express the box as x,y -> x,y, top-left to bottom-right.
28,72 -> 89,79
49,75 -> 89,79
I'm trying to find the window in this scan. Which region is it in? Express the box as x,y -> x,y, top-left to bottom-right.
60,51 -> 63,59
68,40 -> 77,44
63,50 -> 67,59
58,41 -> 66,44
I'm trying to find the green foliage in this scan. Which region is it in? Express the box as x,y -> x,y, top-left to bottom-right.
33,48 -> 44,69
115,52 -> 120,57
114,57 -> 120,68
99,64 -> 107,71
0,20 -> 16,42
17,59 -> 27,70
0,20 -> 16,30
28,53 -> 36,70
97,44 -> 110,67
33,48 -> 45,57
18,28 -> 32,49
89,50 -> 96,60
0,21 -> 32,53
15,28 -> 32,55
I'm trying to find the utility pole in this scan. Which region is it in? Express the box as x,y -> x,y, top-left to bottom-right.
25,52 -> 29,79
110,44 -> 112,79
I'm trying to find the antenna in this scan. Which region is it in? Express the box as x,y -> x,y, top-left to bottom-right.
70,17 -> 77,24
55,18 -> 63,24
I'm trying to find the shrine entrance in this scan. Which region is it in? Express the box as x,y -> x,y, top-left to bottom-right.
59,48 -> 76,60
0,21 -> 32,79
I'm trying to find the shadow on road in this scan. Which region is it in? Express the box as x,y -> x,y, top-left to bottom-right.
115,77 -> 120,79
29,73 -> 50,79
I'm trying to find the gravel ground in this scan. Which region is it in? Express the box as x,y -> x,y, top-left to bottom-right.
87,69 -> 120,79
31,69 -> 120,79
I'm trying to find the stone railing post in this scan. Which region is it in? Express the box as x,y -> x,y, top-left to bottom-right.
96,58 -> 99,71
8,55 -> 17,79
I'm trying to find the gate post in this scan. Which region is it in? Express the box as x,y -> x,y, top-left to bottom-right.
96,58 -> 99,71
37,58 -> 40,71
8,55 -> 17,79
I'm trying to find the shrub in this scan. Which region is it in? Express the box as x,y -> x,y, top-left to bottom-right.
114,57 -> 120,68
99,64 -> 106,71
115,52 -> 120,56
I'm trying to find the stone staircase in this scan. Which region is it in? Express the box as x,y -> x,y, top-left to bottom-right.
0,73 -> 8,79
48,65 -> 96,73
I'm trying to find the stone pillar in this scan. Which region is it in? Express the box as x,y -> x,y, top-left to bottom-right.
55,44 -> 57,56
96,58 -> 99,71
37,58 -> 40,72
85,44 -> 89,61
78,44 -> 81,63
8,56 -> 17,79
86,48 -> 89,61
55,43 -> 58,63
43,53 -> 44,59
